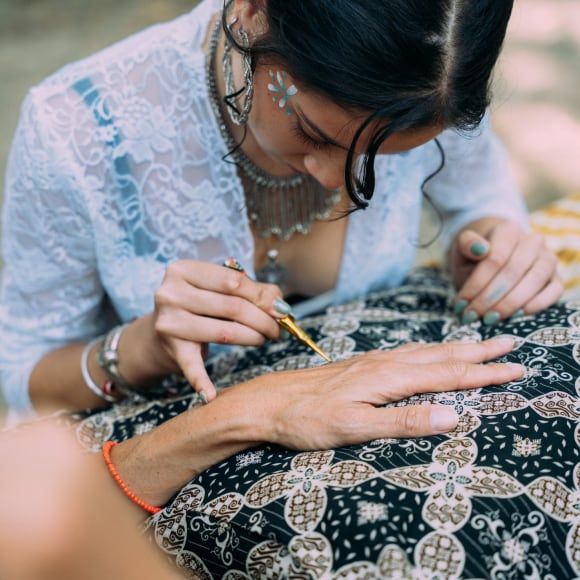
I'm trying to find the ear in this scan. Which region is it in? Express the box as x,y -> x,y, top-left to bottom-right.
233,0 -> 268,38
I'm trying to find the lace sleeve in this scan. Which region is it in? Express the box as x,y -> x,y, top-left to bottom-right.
427,112 -> 530,252
0,90 -> 107,417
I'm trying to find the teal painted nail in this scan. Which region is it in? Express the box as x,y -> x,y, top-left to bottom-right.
511,309 -> 525,321
483,311 -> 501,326
454,299 -> 469,315
470,242 -> 489,257
462,310 -> 479,325
279,328 -> 291,341
273,298 -> 293,316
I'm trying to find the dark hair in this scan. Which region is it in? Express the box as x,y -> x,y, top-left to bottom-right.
225,0 -> 514,210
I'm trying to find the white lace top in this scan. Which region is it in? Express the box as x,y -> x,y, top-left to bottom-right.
0,0 -> 528,415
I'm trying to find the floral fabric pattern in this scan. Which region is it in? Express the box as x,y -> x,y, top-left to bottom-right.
75,269 -> 580,578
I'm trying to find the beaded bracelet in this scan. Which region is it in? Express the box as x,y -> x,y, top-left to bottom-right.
102,441 -> 162,515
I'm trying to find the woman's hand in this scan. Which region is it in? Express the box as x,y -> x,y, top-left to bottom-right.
113,337 -> 523,506
244,337 -> 524,450
448,219 -> 563,325
150,260 -> 287,401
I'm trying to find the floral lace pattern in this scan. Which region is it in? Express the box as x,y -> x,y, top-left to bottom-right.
72,268 -> 580,578
0,0 -> 527,417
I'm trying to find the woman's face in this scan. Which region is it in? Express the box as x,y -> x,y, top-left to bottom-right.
234,1 -> 443,192
246,66 -> 443,191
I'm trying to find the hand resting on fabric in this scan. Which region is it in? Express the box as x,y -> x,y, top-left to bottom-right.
112,337 -> 524,508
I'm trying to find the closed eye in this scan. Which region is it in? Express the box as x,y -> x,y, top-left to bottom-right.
291,122 -> 330,152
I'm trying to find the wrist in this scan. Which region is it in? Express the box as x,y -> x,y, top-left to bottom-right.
112,384 -> 270,506
216,377 -> 281,443
116,315 -> 178,387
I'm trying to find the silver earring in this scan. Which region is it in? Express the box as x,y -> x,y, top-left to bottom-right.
222,17 -> 254,126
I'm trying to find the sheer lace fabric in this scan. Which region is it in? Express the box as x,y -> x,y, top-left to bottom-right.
0,0 -> 527,415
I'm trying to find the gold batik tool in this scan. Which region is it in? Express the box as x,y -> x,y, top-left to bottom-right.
223,258 -> 332,363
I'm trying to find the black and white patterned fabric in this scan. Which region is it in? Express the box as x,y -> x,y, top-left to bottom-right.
75,269 -> 580,579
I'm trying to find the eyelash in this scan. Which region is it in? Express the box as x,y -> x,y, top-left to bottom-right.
291,123 -> 328,152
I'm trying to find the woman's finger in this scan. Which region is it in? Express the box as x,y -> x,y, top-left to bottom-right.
474,251 -> 558,324
156,308 -> 267,346
168,260 -> 283,317
172,340 -> 216,401
455,222 -> 521,307
391,337 -> 515,364
456,229 -> 490,262
157,281 -> 280,340
462,234 -> 545,319
524,277 -> 565,314
365,404 -> 459,439
381,359 -> 525,402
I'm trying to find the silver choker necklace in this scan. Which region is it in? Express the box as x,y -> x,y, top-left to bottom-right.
205,16 -> 341,243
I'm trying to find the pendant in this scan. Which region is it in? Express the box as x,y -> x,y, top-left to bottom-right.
256,249 -> 288,290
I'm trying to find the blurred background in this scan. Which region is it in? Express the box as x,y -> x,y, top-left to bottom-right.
0,0 -> 579,414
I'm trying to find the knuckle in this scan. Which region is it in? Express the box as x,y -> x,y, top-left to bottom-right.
487,251 -> 508,269
217,330 -> 234,345
167,260 -> 186,278
224,271 -> 244,293
153,314 -> 171,336
441,343 -> 459,359
223,297 -> 243,320
254,283 -> 280,310
265,283 -> 283,299
445,359 -> 469,383
154,287 -> 173,309
396,406 -> 421,434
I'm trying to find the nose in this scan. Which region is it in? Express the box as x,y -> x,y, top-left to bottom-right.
304,155 -> 344,191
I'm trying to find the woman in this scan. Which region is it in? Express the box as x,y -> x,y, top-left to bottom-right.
0,0 -> 562,536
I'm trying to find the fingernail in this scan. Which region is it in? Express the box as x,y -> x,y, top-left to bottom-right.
462,310 -> 479,325
430,407 -> 459,433
471,242 -> 489,257
279,328 -> 291,341
506,363 -> 526,377
492,337 -> 515,349
453,299 -> 469,315
273,298 -> 293,316
199,391 -> 209,405
510,309 -> 525,321
483,311 -> 501,326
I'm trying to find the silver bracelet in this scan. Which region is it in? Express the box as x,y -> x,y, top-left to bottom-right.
81,337 -> 118,403
96,323 -> 132,391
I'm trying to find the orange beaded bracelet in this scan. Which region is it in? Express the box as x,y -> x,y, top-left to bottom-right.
102,441 -> 162,515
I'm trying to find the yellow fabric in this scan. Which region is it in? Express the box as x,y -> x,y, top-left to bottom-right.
531,193 -> 580,296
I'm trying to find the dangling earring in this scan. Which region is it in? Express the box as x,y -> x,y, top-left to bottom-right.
222,16 -> 254,126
